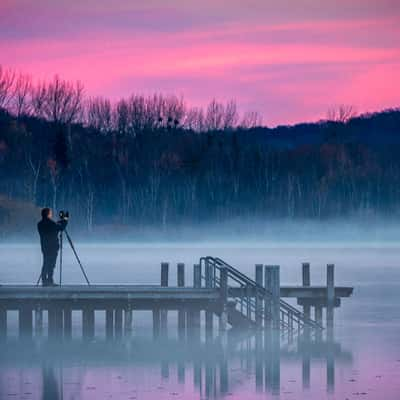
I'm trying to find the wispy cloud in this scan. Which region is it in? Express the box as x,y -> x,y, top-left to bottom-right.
0,0 -> 399,125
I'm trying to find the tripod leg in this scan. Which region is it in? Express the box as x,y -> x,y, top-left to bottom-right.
59,232 -> 63,286
64,230 -> 90,285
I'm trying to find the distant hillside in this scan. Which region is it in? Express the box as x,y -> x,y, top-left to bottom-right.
246,108 -> 400,149
0,107 -> 399,234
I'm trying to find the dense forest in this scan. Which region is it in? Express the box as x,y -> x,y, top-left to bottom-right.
0,65 -> 400,237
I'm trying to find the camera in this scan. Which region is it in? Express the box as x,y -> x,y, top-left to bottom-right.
59,210 -> 69,220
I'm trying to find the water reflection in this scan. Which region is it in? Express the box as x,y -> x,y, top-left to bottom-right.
0,331 -> 352,399
42,364 -> 60,400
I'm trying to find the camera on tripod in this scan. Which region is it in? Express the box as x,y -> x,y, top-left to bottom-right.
59,210 -> 69,220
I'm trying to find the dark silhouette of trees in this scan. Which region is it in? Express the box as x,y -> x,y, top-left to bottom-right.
0,64 -> 399,234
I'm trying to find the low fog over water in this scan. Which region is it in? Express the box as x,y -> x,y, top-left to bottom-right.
1,231 -> 400,399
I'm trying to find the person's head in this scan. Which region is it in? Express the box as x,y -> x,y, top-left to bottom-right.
41,207 -> 52,219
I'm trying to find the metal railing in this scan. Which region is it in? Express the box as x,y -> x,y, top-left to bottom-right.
199,256 -> 323,336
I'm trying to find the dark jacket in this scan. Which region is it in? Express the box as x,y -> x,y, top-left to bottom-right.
37,217 -> 68,253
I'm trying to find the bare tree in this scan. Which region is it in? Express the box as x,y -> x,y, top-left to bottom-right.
164,95 -> 186,128
223,99 -> 239,129
183,107 -> 205,132
240,111 -> 263,128
205,99 -> 225,130
0,65 -> 16,109
31,81 -> 48,118
86,96 -> 113,133
41,75 -> 84,124
114,98 -> 130,135
12,73 -> 32,117
327,104 -> 357,123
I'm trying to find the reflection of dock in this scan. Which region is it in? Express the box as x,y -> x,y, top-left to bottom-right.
0,335 -> 352,398
0,257 -> 352,342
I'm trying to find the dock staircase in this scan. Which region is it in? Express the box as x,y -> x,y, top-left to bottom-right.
199,257 -> 323,337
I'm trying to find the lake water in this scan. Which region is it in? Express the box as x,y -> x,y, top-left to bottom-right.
1,243 -> 400,399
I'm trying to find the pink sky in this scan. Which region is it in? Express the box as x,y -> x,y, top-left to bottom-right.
0,0 -> 399,126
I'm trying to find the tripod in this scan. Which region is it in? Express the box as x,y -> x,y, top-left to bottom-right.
36,229 -> 90,286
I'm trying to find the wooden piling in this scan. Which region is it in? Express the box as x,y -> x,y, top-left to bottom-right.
264,265 -> 273,330
48,307 -> 63,337
246,284 -> 251,319
177,263 -> 186,340
0,307 -> 6,339
161,262 -> 169,287
115,308 -> 123,338
191,264 -> 201,340
315,306 -> 323,340
288,311 -> 294,343
105,309 -> 114,339
160,262 -> 169,336
255,264 -> 263,327
19,307 -> 33,338
124,305 -> 133,336
219,267 -> 228,340
272,266 -> 280,331
34,306 -> 43,338
205,260 -> 214,341
63,308 -> 72,339
327,264 -> 335,339
302,263 -> 311,337
302,262 -> 311,315
82,307 -> 95,340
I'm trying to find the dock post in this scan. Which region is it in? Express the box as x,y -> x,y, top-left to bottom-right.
264,265 -> 273,330
0,307 -> 6,339
82,307 -> 95,340
115,308 -> 123,338
288,311 -> 294,343
326,264 -> 335,340
219,267 -> 228,345
63,308 -> 72,339
205,260 -> 213,342
191,263 -> 201,341
315,306 -> 323,340
34,305 -> 43,338
19,307 -> 33,338
302,262 -> 311,338
106,309 -> 114,339
255,264 -> 263,327
177,263 -> 186,340
177,260 -> 186,384
160,262 -> 169,337
272,266 -> 280,331
48,307 -> 63,338
124,304 -> 133,337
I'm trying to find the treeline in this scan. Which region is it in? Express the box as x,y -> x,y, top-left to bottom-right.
0,65 -> 262,132
0,65 -> 400,233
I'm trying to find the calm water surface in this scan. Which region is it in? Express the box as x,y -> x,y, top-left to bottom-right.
1,243 -> 400,399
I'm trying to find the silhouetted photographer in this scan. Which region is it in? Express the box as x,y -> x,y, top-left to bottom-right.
37,208 -> 68,286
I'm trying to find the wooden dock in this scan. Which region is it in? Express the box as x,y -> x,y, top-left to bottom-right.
0,257 -> 353,341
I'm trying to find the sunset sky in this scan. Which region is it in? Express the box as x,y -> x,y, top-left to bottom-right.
1,0 -> 399,126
